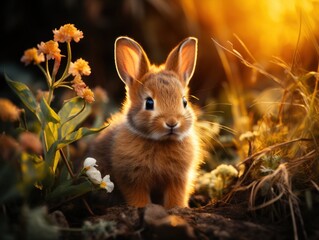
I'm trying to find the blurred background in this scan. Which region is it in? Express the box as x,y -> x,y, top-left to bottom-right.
1,0 -> 319,121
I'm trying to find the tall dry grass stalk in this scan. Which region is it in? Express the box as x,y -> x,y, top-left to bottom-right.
212,16 -> 319,238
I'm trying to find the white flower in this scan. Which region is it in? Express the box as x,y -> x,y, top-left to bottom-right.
83,157 -> 114,192
83,157 -> 98,170
100,175 -> 114,193
86,167 -> 102,184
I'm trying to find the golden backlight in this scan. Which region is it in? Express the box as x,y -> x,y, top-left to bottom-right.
182,0 -> 318,62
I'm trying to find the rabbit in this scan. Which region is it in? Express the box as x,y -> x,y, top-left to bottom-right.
90,36 -> 203,209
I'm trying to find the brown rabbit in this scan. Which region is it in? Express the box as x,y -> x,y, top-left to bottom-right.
90,36 -> 203,209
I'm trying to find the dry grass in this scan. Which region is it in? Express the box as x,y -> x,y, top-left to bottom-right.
211,22 -> 319,239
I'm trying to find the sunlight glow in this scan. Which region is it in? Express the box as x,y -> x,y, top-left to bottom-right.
183,0 -> 318,61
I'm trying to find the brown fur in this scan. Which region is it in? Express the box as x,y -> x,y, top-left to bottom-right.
90,36 -> 203,209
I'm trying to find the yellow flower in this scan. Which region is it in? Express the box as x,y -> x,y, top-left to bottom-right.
72,74 -> 85,86
21,48 -> 45,65
82,88 -> 95,103
72,75 -> 86,95
0,98 -> 21,122
71,76 -> 95,103
69,58 -> 91,76
53,24 -> 83,43
37,40 -> 62,61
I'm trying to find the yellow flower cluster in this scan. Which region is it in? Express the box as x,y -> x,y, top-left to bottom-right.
70,58 -> 95,103
21,24 -> 80,65
53,24 -> 83,43
69,58 -> 91,76
20,23 -> 94,104
37,40 -> 62,61
21,48 -> 45,65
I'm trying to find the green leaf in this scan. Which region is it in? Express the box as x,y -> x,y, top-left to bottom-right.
45,178 -> 93,203
43,122 -> 59,148
20,153 -> 49,184
5,74 -> 40,118
45,143 -> 61,174
42,120 -> 60,173
46,125 -> 107,172
57,126 -> 107,150
40,97 -> 60,124
39,98 -> 61,172
41,122 -> 60,174
58,97 -> 92,138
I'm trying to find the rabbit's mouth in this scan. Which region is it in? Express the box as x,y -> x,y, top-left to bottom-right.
163,131 -> 176,137
168,128 -> 175,135
163,129 -> 182,140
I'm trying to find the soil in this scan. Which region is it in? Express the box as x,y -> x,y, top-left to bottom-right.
55,195 -> 319,240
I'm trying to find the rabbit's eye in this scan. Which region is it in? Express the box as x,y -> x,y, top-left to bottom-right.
145,97 -> 154,110
182,97 -> 187,108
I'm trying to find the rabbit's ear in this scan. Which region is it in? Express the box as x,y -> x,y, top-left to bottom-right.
165,37 -> 198,86
115,36 -> 150,85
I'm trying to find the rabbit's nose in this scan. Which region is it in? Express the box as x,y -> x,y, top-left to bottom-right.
165,119 -> 179,129
166,122 -> 178,128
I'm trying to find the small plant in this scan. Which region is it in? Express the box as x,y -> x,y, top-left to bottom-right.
3,24 -> 113,214
195,164 -> 238,200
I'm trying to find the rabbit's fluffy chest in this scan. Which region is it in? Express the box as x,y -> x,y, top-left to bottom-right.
111,124 -> 194,183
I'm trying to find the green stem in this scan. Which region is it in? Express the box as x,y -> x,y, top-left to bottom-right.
59,148 -> 95,215
82,198 -> 95,216
47,86 -> 54,105
43,56 -> 54,105
52,76 -> 71,89
37,64 -> 51,87
59,149 -> 75,179
61,42 -> 72,81
53,42 -> 72,89
45,57 -> 53,87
